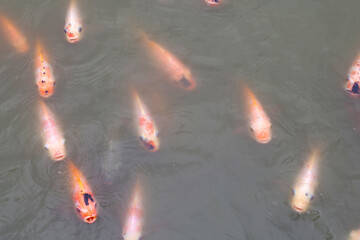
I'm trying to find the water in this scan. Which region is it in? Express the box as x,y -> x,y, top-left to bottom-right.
1,0 -> 360,239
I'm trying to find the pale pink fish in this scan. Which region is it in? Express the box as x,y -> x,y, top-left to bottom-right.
123,182 -> 144,240
64,0 -> 83,43
290,149 -> 320,213
39,101 -> 66,161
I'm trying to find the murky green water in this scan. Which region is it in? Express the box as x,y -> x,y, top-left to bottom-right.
1,0 -> 360,239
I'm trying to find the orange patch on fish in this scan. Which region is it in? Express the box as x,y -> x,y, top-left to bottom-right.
39,100 -> 66,161
139,30 -> 196,90
0,15 -> 29,53
68,160 -> 97,224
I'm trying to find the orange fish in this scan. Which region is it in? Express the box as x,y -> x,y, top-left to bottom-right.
243,85 -> 271,143
0,15 -> 28,53
39,100 -> 66,161
290,149 -> 320,213
133,89 -> 159,152
204,0 -> 220,6
123,181 -> 143,240
140,30 -> 196,90
68,160 -> 98,224
35,42 -> 55,98
348,229 -> 360,240
64,0 -> 83,43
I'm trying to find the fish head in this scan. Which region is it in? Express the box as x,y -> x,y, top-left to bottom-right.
349,229 -> 360,240
47,141 -> 66,161
250,120 -> 271,144
75,192 -> 98,224
290,185 -> 314,213
123,232 -> 142,240
177,73 -> 196,90
64,22 -> 83,43
346,76 -> 360,96
204,0 -> 220,6
139,134 -> 159,152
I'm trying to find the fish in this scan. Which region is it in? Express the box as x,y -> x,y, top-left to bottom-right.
346,54 -> 360,96
64,0 -> 83,43
68,160 -> 98,224
133,89 -> 160,152
0,15 -> 29,53
139,30 -> 196,90
290,149 -> 320,213
243,85 -> 272,144
204,0 -> 220,6
348,229 -> 360,240
39,100 -> 66,161
123,181 -> 143,240
35,42 -> 56,98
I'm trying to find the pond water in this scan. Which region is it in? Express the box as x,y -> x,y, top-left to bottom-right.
1,0 -> 360,239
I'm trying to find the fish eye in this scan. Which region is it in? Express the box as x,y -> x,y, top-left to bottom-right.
76,208 -> 81,213
305,193 -> 308,196
64,29 -> 67,34
139,136 -> 144,141
79,27 -> 82,32
292,189 -> 295,195
42,80 -> 45,83
156,131 -> 159,137
45,90 -> 48,94
310,195 -> 314,201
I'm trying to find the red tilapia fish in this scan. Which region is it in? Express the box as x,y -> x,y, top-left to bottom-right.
123,182 -> 143,240
68,160 -> 98,224
35,43 -> 56,98
133,89 -> 159,152
290,149 -> 320,213
64,0 -> 83,43
346,54 -> 360,96
39,100 -> 66,161
0,15 -> 29,53
243,85 -> 272,144
204,0 -> 220,6
139,30 -> 196,90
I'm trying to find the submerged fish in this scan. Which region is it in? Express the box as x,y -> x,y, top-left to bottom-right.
348,229 -> 360,240
139,30 -> 196,90
243,85 -> 272,144
64,0 -> 83,43
35,42 -> 56,98
204,0 -> 220,6
0,15 -> 28,53
68,160 -> 97,224
290,149 -> 320,213
39,100 -> 66,161
123,181 -> 143,240
133,89 -> 159,152
346,54 -> 360,96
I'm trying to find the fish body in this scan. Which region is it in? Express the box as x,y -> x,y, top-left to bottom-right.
291,150 -> 320,213
39,101 -> 66,161
64,0 -> 83,43
244,85 -> 271,143
346,54 -> 360,96
123,183 -> 143,240
35,43 -> 55,98
133,90 -> 159,152
0,15 -> 28,53
140,31 -> 196,90
69,161 -> 97,224
348,229 -> 360,240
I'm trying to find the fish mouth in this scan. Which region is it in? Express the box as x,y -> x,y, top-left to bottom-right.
84,215 -> 97,224
256,136 -> 271,144
292,205 -> 304,213
69,38 -> 79,43
53,154 -> 66,161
